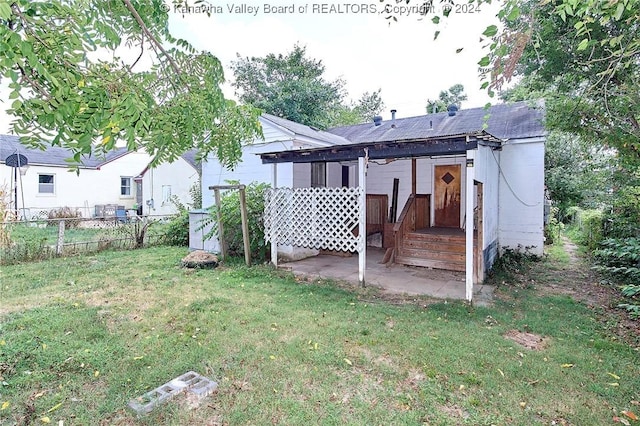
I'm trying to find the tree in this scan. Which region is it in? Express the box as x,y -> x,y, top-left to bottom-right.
426,83 -> 467,113
0,0 -> 262,170
330,89 -> 385,127
232,45 -> 384,128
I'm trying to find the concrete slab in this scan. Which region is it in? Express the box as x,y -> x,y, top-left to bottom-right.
281,248 -> 492,304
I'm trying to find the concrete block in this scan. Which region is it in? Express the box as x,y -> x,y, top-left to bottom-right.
128,371 -> 218,416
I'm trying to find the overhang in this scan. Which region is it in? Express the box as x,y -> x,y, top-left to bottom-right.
260,132 -> 501,164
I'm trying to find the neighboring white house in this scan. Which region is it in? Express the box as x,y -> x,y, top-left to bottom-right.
138,150 -> 200,216
0,135 -> 198,218
201,101 -> 546,292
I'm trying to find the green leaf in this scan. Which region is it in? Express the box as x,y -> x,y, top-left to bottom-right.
577,38 -> 589,51
506,6 -> 520,21
434,30 -> 440,41
478,56 -> 491,67
482,25 -> 498,37
432,16 -> 440,24
614,2 -> 625,20
0,2 -> 11,20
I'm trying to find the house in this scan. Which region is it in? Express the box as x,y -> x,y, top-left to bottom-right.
0,135 -> 198,219
137,150 -> 200,216
202,101 -> 546,300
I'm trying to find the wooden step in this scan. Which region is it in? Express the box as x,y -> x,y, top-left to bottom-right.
397,247 -> 465,263
402,238 -> 465,253
395,255 -> 466,272
405,232 -> 465,244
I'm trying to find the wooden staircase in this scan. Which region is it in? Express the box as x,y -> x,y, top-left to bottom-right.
395,230 -> 466,272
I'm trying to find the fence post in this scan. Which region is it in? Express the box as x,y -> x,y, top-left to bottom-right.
56,220 -> 65,255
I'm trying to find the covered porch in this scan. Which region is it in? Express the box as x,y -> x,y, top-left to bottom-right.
280,246 -> 495,305
261,132 -> 501,302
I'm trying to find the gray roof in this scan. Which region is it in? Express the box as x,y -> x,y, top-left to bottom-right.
328,101 -> 546,143
261,113 -> 351,146
180,149 -> 201,174
0,134 -> 129,168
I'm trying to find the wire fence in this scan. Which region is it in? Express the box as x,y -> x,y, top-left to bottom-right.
0,214 -> 177,265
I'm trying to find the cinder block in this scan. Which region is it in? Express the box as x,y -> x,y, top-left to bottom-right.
127,371 -> 218,416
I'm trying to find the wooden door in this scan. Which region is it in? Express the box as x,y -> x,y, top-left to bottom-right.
434,164 -> 461,228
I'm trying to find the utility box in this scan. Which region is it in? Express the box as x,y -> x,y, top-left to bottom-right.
188,209 -> 220,253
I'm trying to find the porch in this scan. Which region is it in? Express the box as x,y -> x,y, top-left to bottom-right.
280,246 -> 494,305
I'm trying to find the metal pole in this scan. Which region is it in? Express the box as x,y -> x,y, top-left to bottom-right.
13,166 -> 18,218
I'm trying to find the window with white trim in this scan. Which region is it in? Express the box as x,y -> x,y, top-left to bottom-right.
120,177 -> 132,196
38,174 -> 54,194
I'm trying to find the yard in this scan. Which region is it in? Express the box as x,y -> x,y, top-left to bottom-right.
0,242 -> 638,425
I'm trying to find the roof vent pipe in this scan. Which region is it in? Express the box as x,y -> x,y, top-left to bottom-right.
391,109 -> 397,128
447,104 -> 459,116
373,115 -> 383,126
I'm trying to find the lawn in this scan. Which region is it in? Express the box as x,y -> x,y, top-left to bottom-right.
0,246 -> 638,425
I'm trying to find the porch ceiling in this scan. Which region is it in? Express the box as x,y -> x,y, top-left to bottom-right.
259,132 -> 500,164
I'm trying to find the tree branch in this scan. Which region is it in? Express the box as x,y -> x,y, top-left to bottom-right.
121,0 -> 182,77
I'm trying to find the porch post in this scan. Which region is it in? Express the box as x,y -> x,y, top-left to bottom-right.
358,156 -> 367,286
465,150 -> 476,302
270,163 -> 278,267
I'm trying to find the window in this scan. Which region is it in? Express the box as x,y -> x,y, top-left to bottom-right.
311,162 -> 326,188
162,185 -> 172,203
120,177 -> 132,196
38,174 -> 54,194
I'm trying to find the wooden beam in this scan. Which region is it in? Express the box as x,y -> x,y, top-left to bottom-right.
358,156 -> 367,287
213,188 -> 225,260
261,138 -> 476,164
239,187 -> 251,267
271,164 -> 278,267
411,158 -> 417,196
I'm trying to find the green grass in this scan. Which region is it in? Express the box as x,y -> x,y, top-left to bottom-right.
1,247 -> 639,425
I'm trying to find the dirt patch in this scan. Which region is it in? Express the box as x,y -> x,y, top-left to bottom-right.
504,329 -> 548,350
438,404 -> 470,421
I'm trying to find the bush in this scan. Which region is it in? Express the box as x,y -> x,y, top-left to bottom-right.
568,208 -> 603,250
593,237 -> 640,318
161,198 -> 189,246
604,185 -> 640,239
47,207 -> 82,229
544,206 -> 564,244
205,181 -> 270,261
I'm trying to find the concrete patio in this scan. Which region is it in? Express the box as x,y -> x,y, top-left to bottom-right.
280,247 -> 495,306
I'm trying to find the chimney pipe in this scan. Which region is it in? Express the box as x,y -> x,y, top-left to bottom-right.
391,109 -> 397,128
447,104 -> 459,116
373,115 -> 382,126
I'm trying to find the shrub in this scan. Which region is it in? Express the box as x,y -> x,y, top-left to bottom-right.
205,181 -> 270,261
568,208 -> 603,250
604,185 -> 640,239
47,207 -> 82,229
161,198 -> 189,246
544,206 -> 564,245
593,237 -> 640,318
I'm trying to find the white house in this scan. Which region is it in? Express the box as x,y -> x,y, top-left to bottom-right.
138,150 -> 200,216
202,101 -> 546,299
0,135 -> 198,218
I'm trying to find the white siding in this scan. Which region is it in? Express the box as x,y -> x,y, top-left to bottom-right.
498,138 -> 545,254
201,143 -> 295,208
141,157 -> 199,216
474,145 -> 501,268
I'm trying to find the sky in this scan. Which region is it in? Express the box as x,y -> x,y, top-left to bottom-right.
167,0 -> 502,121
0,0 -> 502,134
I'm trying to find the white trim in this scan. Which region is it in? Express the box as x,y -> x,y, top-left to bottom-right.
465,150 -> 476,302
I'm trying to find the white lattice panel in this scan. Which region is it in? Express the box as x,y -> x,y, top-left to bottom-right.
264,187 -> 364,252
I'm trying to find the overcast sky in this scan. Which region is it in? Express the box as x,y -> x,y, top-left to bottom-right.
168,0 -> 502,120
0,1 -> 502,134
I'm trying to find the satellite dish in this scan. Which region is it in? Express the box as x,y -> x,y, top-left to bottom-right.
4,153 -> 28,167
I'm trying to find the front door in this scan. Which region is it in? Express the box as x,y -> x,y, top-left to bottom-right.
434,164 -> 461,227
